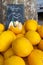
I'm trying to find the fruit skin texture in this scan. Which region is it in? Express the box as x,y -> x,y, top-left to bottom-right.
0,23 -> 5,32
25,31 -> 41,45
21,25 -> 26,34
33,49 -> 43,59
4,56 -> 25,65
16,34 -> 24,38
28,49 -> 43,65
12,37 -> 33,57
38,40 -> 43,51
0,30 -> 16,52
0,55 -> 4,65
3,48 -> 14,59
25,19 -> 38,31
38,25 -> 43,38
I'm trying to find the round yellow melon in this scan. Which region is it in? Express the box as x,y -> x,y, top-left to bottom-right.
4,56 -> 25,65
28,49 -> 43,65
0,55 -> 4,65
0,30 -> 16,52
33,49 -> 43,59
38,40 -> 43,51
38,25 -> 43,38
3,48 -> 14,59
12,37 -> 33,57
25,19 -> 38,31
25,31 -> 41,45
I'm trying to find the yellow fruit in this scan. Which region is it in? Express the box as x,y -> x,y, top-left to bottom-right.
25,31 -> 41,45
3,48 -> 14,59
38,25 -> 43,38
12,37 -> 33,57
0,55 -> 4,65
0,23 -> 5,32
0,30 -> 16,52
25,19 -> 38,31
21,25 -> 26,34
38,40 -> 43,51
28,49 -> 43,65
16,34 -> 24,38
9,21 -> 23,34
33,49 -> 43,59
4,56 -> 25,65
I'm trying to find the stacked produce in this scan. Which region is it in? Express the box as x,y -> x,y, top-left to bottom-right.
0,19 -> 43,65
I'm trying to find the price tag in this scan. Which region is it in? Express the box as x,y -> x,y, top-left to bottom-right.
6,4 -> 25,24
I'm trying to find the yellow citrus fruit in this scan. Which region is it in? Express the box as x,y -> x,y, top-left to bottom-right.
25,19 -> 38,31
16,34 -> 24,38
21,25 -> 26,34
38,25 -> 43,38
33,49 -> 43,59
0,55 -> 4,65
12,37 -> 33,57
3,48 -> 14,59
25,31 -> 41,45
4,56 -> 25,65
38,40 -> 43,51
28,49 -> 43,65
0,23 -> 5,32
0,30 -> 16,52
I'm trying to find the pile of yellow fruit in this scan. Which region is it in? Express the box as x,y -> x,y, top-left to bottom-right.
0,19 -> 43,65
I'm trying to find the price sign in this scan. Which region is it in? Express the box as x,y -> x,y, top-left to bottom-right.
7,4 -> 25,24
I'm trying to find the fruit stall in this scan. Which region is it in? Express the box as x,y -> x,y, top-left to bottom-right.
0,0 -> 43,65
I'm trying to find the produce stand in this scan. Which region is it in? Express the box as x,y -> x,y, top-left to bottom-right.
0,0 -> 43,65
